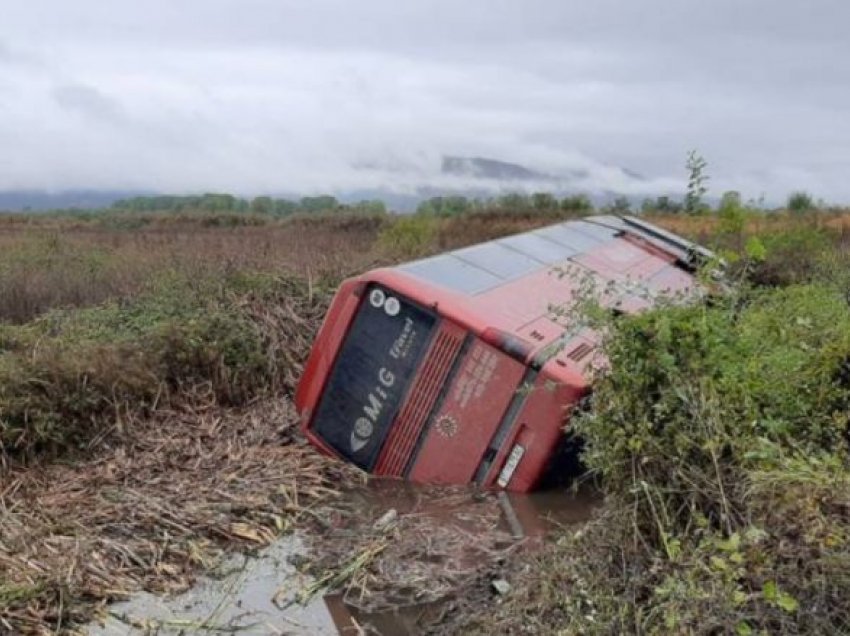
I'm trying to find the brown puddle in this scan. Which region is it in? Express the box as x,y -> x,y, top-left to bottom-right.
86,481 -> 599,635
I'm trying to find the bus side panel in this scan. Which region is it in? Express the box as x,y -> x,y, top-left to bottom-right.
408,340 -> 526,485
482,372 -> 586,492
295,277 -> 363,425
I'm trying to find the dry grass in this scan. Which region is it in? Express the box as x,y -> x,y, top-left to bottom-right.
0,214 -> 384,324
648,210 -> 850,245
0,395 -> 363,635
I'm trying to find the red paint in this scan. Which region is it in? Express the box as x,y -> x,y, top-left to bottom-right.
296,217 -> 704,492
409,340 -> 526,484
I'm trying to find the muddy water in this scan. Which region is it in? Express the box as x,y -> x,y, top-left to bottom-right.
86,482 -> 599,635
87,535 -> 338,635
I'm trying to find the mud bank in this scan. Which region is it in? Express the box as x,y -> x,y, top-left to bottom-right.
85,480 -> 599,635
0,398 -> 359,634
1,389 -> 597,635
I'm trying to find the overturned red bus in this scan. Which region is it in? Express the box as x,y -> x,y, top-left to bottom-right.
295,215 -> 713,492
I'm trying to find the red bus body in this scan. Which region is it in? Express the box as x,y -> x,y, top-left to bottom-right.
295,215 -> 710,492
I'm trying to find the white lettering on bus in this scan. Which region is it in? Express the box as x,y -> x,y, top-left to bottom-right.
390,318 -> 415,360
350,366 -> 397,453
363,393 -> 383,421
379,368 -> 395,387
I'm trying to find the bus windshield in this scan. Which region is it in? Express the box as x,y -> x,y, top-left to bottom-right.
310,284 -> 436,469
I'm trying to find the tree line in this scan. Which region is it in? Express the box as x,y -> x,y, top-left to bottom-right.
110,193 -> 387,216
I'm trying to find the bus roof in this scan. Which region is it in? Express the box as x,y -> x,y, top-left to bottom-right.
396,214 -> 707,297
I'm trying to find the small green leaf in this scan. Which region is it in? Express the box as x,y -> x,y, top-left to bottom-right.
666,538 -> 681,561
735,622 -> 753,636
745,236 -> 767,261
763,580 -> 778,602
710,556 -> 727,571
717,533 -> 741,552
777,591 -> 799,613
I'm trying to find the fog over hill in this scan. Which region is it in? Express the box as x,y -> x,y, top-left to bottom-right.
0,154 -> 666,212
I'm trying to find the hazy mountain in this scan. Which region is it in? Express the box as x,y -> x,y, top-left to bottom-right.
0,155 -> 655,213
0,189 -> 151,212
442,156 -> 547,181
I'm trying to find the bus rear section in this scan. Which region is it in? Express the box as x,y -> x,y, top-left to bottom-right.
295,215 -> 710,492
296,280 -> 586,492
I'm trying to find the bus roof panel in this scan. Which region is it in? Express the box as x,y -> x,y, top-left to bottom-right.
532,224 -> 605,254
497,232 -> 578,265
570,220 -> 621,243
399,253 -> 503,295
454,241 -> 544,281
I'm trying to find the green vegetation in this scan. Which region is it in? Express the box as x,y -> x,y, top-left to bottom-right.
0,271 -> 329,457
109,192 -> 386,217
413,192 -> 594,217
461,220 -> 850,635
787,190 -> 815,214
685,150 -> 710,214
377,213 -> 439,257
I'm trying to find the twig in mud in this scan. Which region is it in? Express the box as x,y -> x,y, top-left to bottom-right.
109,611 -> 262,633
290,540 -> 389,607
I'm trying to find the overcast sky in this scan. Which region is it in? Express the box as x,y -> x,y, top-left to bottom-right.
1,1 -> 848,203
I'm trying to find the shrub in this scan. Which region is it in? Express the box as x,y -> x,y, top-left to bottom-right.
376,214 -> 438,258
531,192 -> 559,212
604,195 -> 631,214
463,282 -> 850,634
560,194 -> 594,213
787,191 -> 815,214
748,227 -> 837,287
0,234 -> 151,324
0,271 -> 329,458
685,150 -> 710,214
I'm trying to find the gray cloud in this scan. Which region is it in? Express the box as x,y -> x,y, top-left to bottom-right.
53,84 -> 124,123
0,1 -> 849,202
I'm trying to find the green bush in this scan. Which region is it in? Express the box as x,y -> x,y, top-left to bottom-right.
787,191 -> 815,214
464,282 -> 850,634
749,227 -> 838,287
376,214 -> 438,258
0,271 -> 327,457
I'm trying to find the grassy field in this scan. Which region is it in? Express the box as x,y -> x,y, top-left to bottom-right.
0,204 -> 849,633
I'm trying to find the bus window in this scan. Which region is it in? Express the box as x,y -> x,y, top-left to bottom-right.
310,284 -> 436,470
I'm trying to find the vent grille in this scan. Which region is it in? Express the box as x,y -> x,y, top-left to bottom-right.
374,327 -> 464,476
566,342 -> 594,362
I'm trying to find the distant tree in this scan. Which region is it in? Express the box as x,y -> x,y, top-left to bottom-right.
560,194 -> 593,213
644,195 -> 683,215
299,195 -> 339,213
787,191 -> 814,214
415,199 -> 437,215
416,196 -> 470,217
606,196 -> 632,214
718,190 -> 746,236
497,193 -> 532,212
250,196 -> 273,214
684,150 -> 709,214
200,193 -> 239,211
443,195 -> 471,216
273,199 -> 298,215
719,190 -> 742,212
531,192 -> 558,212
351,199 -> 387,215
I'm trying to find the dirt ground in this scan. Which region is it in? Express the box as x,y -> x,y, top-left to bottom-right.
0,394 -> 364,634
1,388 -> 595,635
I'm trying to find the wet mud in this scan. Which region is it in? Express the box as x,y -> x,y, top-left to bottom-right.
85,480 -> 599,635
